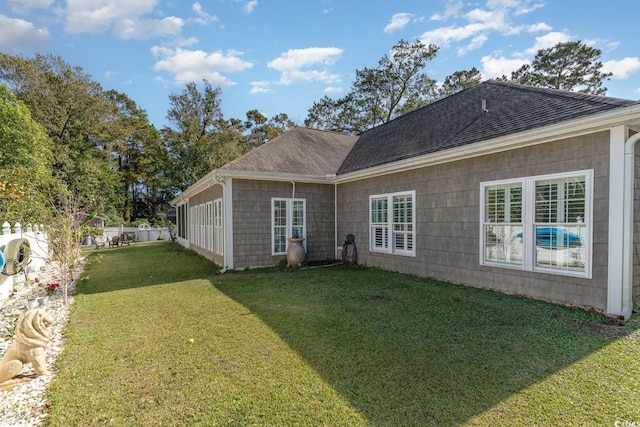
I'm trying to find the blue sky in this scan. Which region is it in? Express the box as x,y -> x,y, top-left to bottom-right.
1,0 -> 639,129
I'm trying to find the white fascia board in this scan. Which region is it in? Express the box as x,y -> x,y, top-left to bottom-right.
170,169 -> 333,206
169,169 -> 221,206
215,169 -> 332,184
334,105 -> 640,184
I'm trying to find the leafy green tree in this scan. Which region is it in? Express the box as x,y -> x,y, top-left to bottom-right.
242,109 -> 295,149
438,67 -> 482,98
0,84 -> 53,222
103,90 -> 166,222
162,80 -> 248,192
305,39 -> 439,134
510,41 -> 612,95
0,53 -> 122,213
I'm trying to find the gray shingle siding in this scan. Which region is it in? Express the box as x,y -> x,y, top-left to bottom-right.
337,131 -> 611,311
232,179 -> 336,269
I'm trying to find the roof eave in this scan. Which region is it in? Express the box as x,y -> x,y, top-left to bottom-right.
334,104 -> 640,184
169,168 -> 221,206
170,169 -> 334,205
219,168 -> 333,183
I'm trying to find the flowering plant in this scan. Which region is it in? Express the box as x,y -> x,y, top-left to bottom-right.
45,283 -> 60,296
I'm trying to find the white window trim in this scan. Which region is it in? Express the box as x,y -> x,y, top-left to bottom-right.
480,170 -> 593,279
213,198 -> 223,256
369,190 -> 416,257
205,201 -> 213,252
271,198 -> 306,256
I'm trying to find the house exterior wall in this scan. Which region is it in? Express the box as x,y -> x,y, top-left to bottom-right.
188,184 -> 224,266
232,179 -> 336,268
337,131 -> 611,311
634,144 -> 640,304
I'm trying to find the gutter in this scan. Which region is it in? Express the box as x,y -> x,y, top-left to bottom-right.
622,131 -> 640,318
219,168 -> 331,184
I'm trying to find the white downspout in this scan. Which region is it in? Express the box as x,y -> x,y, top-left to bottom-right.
621,131 -> 640,318
334,182 -> 338,259
218,178 -> 228,274
223,178 -> 234,271
214,175 -> 233,272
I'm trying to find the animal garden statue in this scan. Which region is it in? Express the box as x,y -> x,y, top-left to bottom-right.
0,309 -> 53,384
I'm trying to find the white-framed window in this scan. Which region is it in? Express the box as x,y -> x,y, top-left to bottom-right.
271,198 -> 306,255
481,170 -> 592,278
213,198 -> 223,256
369,190 -> 416,256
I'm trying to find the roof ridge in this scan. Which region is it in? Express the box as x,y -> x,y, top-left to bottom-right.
484,79 -> 640,106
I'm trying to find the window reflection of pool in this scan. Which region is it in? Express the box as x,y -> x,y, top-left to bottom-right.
516,227 -> 582,249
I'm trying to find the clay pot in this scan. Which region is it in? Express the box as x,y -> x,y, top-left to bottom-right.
286,238 -> 305,267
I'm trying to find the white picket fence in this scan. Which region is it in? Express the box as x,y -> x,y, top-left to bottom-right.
0,221 -> 49,303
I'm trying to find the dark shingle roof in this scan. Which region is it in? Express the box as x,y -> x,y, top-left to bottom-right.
220,127 -> 358,176
337,80 -> 639,175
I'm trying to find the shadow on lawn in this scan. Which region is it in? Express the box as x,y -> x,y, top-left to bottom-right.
213,266 -> 636,426
79,245 -> 636,425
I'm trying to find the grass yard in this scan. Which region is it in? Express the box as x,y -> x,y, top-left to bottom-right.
45,243 -> 640,426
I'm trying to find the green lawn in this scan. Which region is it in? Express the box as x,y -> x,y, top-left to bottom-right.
45,243 -> 640,426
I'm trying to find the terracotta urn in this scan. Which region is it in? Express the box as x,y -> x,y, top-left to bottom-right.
286,238 -> 305,267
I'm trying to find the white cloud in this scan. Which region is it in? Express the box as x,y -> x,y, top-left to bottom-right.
277,69 -> 341,85
421,0 -> 551,56
7,0 -> 53,13
250,81 -> 273,94
603,57 -> 640,79
114,17 -> 183,39
457,34 -> 488,56
486,0 -> 520,8
324,86 -> 344,94
267,47 -> 343,86
430,0 -> 463,21
527,22 -> 551,33
420,25 -> 476,48
64,0 -> 183,39
480,54 -> 528,79
524,31 -> 571,54
268,47 -> 342,72
151,46 -> 253,87
384,13 -> 413,34
243,1 -> 258,14
192,2 -> 218,25
421,7 -> 513,48
0,14 -> 50,51
514,2 -> 545,15
65,0 -> 155,33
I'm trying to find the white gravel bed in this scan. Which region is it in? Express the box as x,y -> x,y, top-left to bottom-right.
0,260 -> 82,427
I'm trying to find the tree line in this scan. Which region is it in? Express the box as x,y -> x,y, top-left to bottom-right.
0,40 -> 610,226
